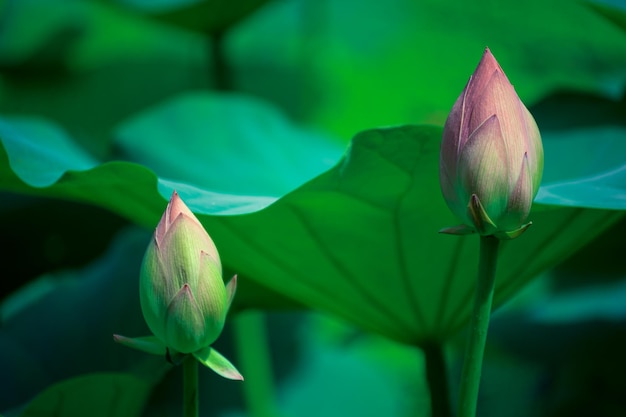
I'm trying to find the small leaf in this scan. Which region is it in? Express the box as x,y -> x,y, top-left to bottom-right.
493,222 -> 532,240
439,224 -> 476,235
226,275 -> 238,310
193,346 -> 243,380
467,193 -> 498,236
113,335 -> 166,356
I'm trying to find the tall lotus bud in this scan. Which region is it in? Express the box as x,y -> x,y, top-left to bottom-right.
439,47 -> 544,239
139,191 -> 236,354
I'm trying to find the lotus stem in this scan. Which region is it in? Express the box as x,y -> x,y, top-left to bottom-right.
234,311 -> 279,417
457,235 -> 500,417
211,30 -> 232,91
183,355 -> 199,417
423,342 -> 452,417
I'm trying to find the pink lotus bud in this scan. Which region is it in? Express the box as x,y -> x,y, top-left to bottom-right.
439,48 -> 544,238
139,191 -> 237,354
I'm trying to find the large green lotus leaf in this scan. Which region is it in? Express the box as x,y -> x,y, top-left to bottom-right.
17,373 -> 151,417
0,94 -> 338,313
537,126 -> 626,209
0,118 -> 161,226
198,127 -> 621,343
0,94 -> 623,344
115,92 -> 343,202
0,93 -> 343,221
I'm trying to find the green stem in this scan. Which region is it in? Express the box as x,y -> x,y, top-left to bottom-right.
234,311 -> 279,417
457,235 -> 500,417
183,355 -> 199,417
210,30 -> 232,91
423,343 -> 452,417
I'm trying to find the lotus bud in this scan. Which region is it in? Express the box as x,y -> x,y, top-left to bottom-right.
139,191 -> 237,354
439,47 -> 544,239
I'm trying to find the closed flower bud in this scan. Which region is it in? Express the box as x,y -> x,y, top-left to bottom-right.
439,48 -> 544,238
139,191 -> 236,354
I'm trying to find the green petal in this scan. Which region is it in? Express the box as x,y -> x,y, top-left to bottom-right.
159,215 -> 209,290
193,346 -> 243,381
139,239 -> 170,343
164,285 -> 207,354
503,153 -> 533,230
112,334 -> 166,356
225,274 -> 238,310
193,251 -> 227,337
479,71 -> 528,169
522,106 -> 544,195
457,114 -> 509,225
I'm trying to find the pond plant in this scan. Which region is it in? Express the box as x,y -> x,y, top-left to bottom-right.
1,2 -> 626,417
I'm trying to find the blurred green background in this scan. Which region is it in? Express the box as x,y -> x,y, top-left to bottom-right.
1,0 -> 626,416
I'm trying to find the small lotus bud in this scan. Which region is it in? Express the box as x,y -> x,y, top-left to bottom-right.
139,191 -> 237,354
439,48 -> 544,238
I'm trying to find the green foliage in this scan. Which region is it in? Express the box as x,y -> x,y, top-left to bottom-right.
2,0 -> 626,415
115,92 -> 344,206
0,102 -> 623,346
587,1 -> 626,33
0,228 -> 169,411
18,373 -> 152,417
539,126 -> 626,209
193,346 -> 244,380
104,0 -> 272,33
